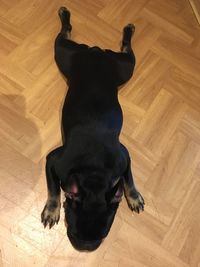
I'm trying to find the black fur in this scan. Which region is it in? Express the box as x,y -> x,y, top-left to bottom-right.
41,7 -> 144,252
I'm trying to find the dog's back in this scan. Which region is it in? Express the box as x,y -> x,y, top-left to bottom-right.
70,48 -> 118,87
62,48 -> 123,140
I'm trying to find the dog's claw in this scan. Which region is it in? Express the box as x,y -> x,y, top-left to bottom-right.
41,202 -> 60,229
43,220 -> 47,228
49,219 -> 54,229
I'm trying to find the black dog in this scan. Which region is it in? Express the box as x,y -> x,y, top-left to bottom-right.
41,7 -> 144,252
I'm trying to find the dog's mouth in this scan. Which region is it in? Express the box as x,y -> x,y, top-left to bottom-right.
67,229 -> 102,252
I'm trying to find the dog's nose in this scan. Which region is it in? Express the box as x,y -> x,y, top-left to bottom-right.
90,46 -> 101,52
67,231 -> 102,251
73,239 -> 102,252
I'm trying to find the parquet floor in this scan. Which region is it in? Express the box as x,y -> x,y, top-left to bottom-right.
0,0 -> 200,266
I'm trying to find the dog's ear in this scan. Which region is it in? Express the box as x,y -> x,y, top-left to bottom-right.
109,179 -> 123,203
111,185 -> 123,203
66,182 -> 79,200
66,173 -> 79,200
70,183 -> 78,194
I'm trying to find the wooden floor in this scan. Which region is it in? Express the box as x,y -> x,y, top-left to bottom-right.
0,0 -> 200,266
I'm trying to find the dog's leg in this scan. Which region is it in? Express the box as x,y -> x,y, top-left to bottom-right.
121,24 -> 135,53
105,24 -> 135,86
121,144 -> 145,213
58,7 -> 72,39
120,27 -> 144,212
55,7 -> 88,78
41,148 -> 63,229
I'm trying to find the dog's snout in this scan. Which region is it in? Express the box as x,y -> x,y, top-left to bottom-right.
67,230 -> 102,251
90,46 -> 101,52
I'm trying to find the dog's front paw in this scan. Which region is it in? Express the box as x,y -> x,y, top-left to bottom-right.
41,200 -> 61,229
126,192 -> 145,213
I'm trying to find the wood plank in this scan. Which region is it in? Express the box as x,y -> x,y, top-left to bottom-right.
189,0 -> 200,24
0,0 -> 200,266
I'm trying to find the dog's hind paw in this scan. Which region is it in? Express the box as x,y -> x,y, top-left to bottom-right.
126,192 -> 145,214
58,6 -> 69,16
124,24 -> 135,33
41,200 -> 61,229
58,7 -> 71,24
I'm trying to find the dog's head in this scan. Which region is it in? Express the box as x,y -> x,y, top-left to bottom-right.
63,169 -> 123,251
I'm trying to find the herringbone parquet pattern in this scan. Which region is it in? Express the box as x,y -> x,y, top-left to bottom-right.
0,1 -> 200,266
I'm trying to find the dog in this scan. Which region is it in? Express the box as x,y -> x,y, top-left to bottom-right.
41,7 -> 144,252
